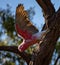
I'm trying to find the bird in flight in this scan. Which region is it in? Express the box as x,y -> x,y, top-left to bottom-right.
15,4 -> 49,52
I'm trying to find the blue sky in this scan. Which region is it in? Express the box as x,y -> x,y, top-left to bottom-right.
0,0 -> 60,31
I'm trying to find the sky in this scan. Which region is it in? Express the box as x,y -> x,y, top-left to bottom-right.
0,0 -> 60,31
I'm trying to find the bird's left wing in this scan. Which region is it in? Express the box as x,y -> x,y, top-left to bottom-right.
15,4 -> 38,35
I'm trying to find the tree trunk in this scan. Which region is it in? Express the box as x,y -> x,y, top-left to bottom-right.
29,0 -> 60,65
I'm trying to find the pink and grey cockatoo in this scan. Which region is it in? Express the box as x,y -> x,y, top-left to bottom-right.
15,4 -> 49,52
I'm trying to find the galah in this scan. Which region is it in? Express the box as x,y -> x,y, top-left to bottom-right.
15,4 -> 49,52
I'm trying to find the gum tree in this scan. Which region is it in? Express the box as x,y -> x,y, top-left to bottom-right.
0,0 -> 60,65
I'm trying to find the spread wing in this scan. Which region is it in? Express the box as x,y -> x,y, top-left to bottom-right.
15,4 -> 38,35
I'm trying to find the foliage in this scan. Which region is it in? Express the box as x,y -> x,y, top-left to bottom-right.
0,51 -> 26,65
0,4 -> 35,65
56,42 -> 60,55
56,42 -> 60,50
0,5 -> 16,39
27,7 -> 35,21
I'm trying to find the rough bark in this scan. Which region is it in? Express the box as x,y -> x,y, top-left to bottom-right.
29,0 -> 60,65
0,0 -> 60,65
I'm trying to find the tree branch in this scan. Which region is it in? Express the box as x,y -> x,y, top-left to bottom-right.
36,0 -> 55,19
0,46 -> 31,64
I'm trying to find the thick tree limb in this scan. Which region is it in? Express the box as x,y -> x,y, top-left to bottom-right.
36,0 -> 55,19
36,0 -> 55,30
29,8 -> 60,65
0,46 -> 31,64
